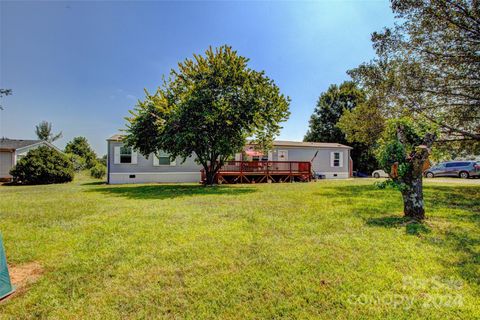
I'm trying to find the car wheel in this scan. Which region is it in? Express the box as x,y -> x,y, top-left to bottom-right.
459,171 -> 469,179
373,173 -> 380,178
426,172 -> 434,178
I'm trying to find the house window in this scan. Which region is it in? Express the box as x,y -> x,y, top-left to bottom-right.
120,146 -> 132,163
333,152 -> 341,167
157,150 -> 171,165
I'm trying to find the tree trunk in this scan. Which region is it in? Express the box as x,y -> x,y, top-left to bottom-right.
204,168 -> 217,185
401,177 -> 425,220
394,128 -> 435,220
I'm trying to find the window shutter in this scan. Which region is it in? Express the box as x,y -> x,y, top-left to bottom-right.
170,157 -> 176,166
268,151 -> 273,161
339,152 -> 344,167
131,150 -> 138,164
114,146 -> 121,164
153,154 -> 159,166
330,152 -> 335,167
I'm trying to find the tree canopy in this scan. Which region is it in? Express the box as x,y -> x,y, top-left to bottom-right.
64,136 -> 97,168
337,100 -> 385,148
35,121 -> 62,143
125,45 -> 290,184
304,81 -> 379,173
349,0 -> 480,152
304,81 -> 365,144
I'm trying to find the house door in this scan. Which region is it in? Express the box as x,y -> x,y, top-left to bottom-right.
278,150 -> 288,161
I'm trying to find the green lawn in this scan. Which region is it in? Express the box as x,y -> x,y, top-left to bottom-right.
0,175 -> 479,319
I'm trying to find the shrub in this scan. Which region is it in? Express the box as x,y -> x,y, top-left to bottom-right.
66,153 -> 87,172
11,146 -> 74,184
90,163 -> 106,179
64,137 -> 97,168
97,155 -> 107,166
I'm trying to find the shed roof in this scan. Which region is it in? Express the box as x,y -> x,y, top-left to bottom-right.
107,134 -> 123,141
0,138 -> 42,150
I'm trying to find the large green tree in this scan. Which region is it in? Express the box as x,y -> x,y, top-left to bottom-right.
35,120 -> 62,143
125,45 -> 290,185
304,82 -> 364,143
304,81 -> 378,173
64,136 -> 97,169
349,0 -> 480,152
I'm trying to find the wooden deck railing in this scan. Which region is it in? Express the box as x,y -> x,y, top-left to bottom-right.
201,161 -> 312,183
219,161 -> 311,174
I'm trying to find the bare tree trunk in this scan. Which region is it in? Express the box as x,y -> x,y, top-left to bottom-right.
205,169 -> 217,186
401,177 -> 425,220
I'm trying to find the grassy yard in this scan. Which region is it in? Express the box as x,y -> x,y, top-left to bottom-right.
0,175 -> 478,319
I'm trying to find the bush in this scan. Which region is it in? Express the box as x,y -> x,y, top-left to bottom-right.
11,146 -> 74,185
90,163 -> 106,179
66,153 -> 87,172
64,137 -> 97,168
97,155 -> 107,166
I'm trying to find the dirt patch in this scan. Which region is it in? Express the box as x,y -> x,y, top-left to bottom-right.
4,262 -> 43,298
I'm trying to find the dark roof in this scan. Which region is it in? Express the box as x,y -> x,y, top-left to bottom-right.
108,134 -> 352,149
269,140 -> 352,149
0,138 -> 43,150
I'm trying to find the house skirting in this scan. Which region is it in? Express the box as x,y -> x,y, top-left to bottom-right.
108,172 -> 201,184
108,171 -> 349,184
319,172 -> 349,179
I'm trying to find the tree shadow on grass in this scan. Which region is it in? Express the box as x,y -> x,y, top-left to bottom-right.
423,185 -> 480,212
365,216 -> 431,236
318,182 -> 479,286
357,183 -> 479,288
82,181 -> 106,186
367,214 -> 479,288
318,183 -> 479,215
442,230 -> 480,284
87,184 -> 257,200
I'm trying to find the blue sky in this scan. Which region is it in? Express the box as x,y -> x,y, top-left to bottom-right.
0,1 -> 394,155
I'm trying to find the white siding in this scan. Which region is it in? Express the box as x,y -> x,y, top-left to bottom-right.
278,150 -> 288,161
114,146 -> 121,164
109,172 -> 201,184
153,154 -> 159,166
0,151 -> 13,179
131,150 -> 138,164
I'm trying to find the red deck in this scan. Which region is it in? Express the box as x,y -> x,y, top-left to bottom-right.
202,161 -> 312,184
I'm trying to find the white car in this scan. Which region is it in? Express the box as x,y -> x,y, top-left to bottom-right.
372,169 -> 389,178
